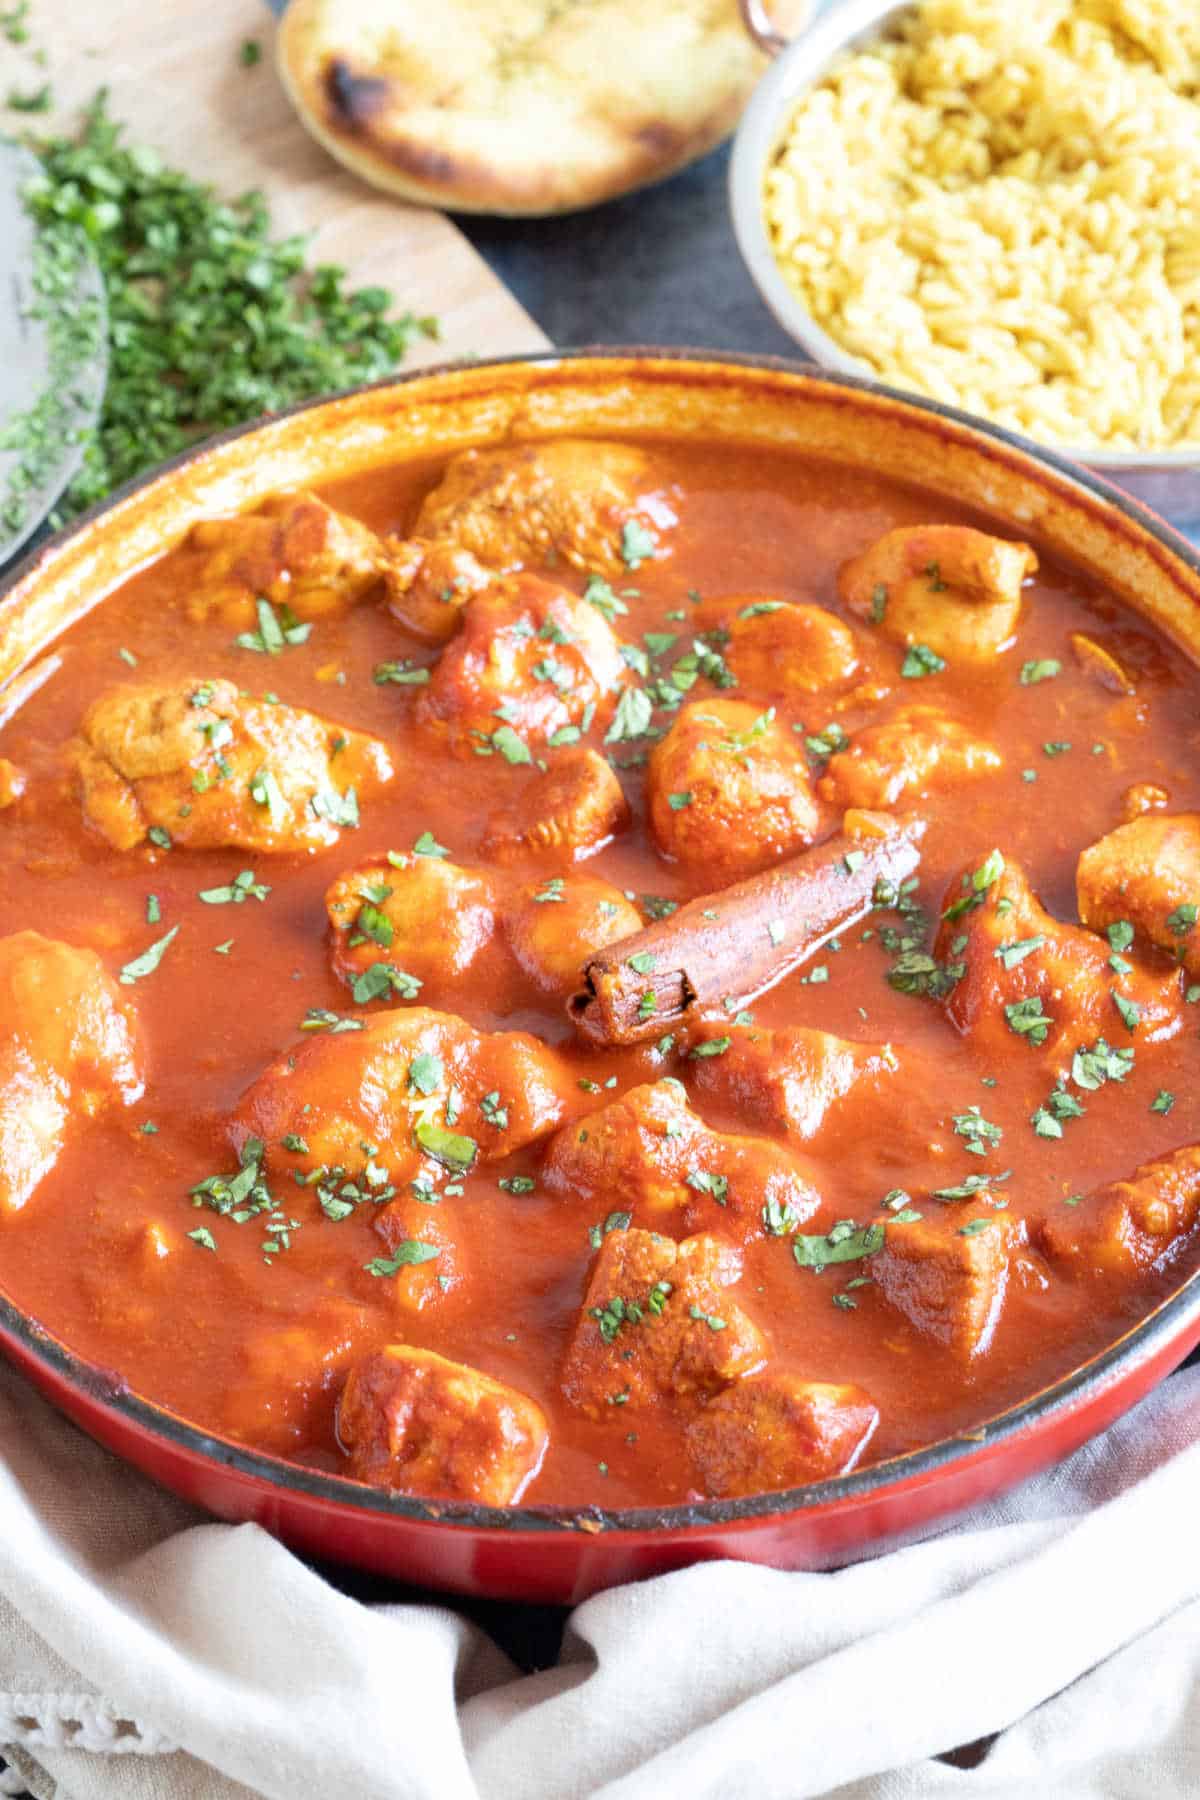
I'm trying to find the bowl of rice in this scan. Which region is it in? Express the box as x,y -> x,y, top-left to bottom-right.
730,0 -> 1200,524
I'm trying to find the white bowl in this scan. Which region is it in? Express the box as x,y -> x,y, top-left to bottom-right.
729,0 -> 1200,529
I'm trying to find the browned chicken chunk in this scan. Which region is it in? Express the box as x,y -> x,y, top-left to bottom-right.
819,706 -> 1003,810
541,1079 -> 823,1243
692,596 -> 862,698
480,748 -> 630,864
0,931 -> 143,1215
872,1211 -> 1021,1360
326,853 -> 500,999
383,439 -> 665,639
561,1227 -> 766,1417
186,491 -> 385,627
935,853 -> 1182,1070
1077,814 -> 1200,979
71,678 -> 393,854
684,1373 -> 879,1497
415,574 -> 627,753
686,1023 -> 900,1145
839,525 -> 1037,661
647,699 -> 820,878
234,1007 -> 575,1188
337,1345 -> 549,1503
504,876 -> 641,997
369,1192 -> 465,1313
1034,1144 -> 1200,1280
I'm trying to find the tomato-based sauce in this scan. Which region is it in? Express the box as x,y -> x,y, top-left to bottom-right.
1,439 -> 1198,1509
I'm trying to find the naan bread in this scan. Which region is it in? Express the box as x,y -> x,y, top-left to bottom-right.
276,0 -> 791,216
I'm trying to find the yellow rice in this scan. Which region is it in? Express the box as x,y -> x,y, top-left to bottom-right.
762,0 -> 1200,452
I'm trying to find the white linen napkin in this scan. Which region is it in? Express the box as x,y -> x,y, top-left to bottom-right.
1,1353 -> 1200,1800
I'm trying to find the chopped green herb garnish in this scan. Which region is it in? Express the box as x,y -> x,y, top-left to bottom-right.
407,1052 -> 444,1096
118,925 -> 180,985
198,869 -> 270,906
604,686 -> 653,744
1004,995 -> 1052,1046
374,659 -> 431,686
994,936 -> 1044,970
943,850 -> 1005,922
414,1121 -> 477,1170
1112,991 -> 1141,1032
620,519 -> 657,568
350,964 -> 422,1004
364,1240 -> 440,1277
235,597 -> 310,655
1019,659 -> 1061,685
900,643 -> 945,679
793,1221 -> 884,1270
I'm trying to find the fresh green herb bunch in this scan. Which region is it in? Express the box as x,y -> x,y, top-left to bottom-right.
24,95 -> 438,519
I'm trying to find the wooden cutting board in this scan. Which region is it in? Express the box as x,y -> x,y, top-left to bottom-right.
0,0 -> 550,367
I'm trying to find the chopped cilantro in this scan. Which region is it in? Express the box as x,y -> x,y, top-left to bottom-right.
620,519 -> 657,568
118,925 -> 180,985
900,643 -> 945,679
1004,995 -> 1052,1046
364,1240 -> 440,1277
793,1221 -> 884,1270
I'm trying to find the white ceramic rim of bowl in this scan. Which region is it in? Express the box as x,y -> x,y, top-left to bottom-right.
728,0 -> 1200,476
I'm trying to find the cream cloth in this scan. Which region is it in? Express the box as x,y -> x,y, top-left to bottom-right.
1,1354 -> 1199,1800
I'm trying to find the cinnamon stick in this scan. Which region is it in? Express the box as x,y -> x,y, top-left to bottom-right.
569,811 -> 925,1047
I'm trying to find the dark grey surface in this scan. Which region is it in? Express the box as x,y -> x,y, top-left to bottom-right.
456,142 -> 797,357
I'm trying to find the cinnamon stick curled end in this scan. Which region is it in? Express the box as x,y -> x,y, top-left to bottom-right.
569,811 -> 925,1048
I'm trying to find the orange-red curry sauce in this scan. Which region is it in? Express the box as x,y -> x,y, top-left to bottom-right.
1,444 -> 1197,1506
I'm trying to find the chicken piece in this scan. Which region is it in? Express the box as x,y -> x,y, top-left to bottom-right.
186,491 -> 385,627
234,1007 -> 573,1188
692,597 -> 861,699
1034,1145 -> 1200,1280
414,575 -> 626,754
0,932 -> 142,1216
337,1345 -> 549,1503
647,699 -> 819,878
873,1211 -> 1021,1360
382,440 -> 662,639
369,1191 -> 463,1313
839,525 -> 1037,662
561,1227 -> 766,1418
504,876 -> 640,998
935,853 -> 1182,1069
541,1079 -> 822,1243
819,706 -> 1003,810
481,748 -> 629,864
686,1023 -> 900,1144
1077,814 -> 1200,979
685,1373 -> 879,1497
326,853 -> 499,999
70,677 -> 392,855
0,758 -> 26,809
222,1301 -> 372,1452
